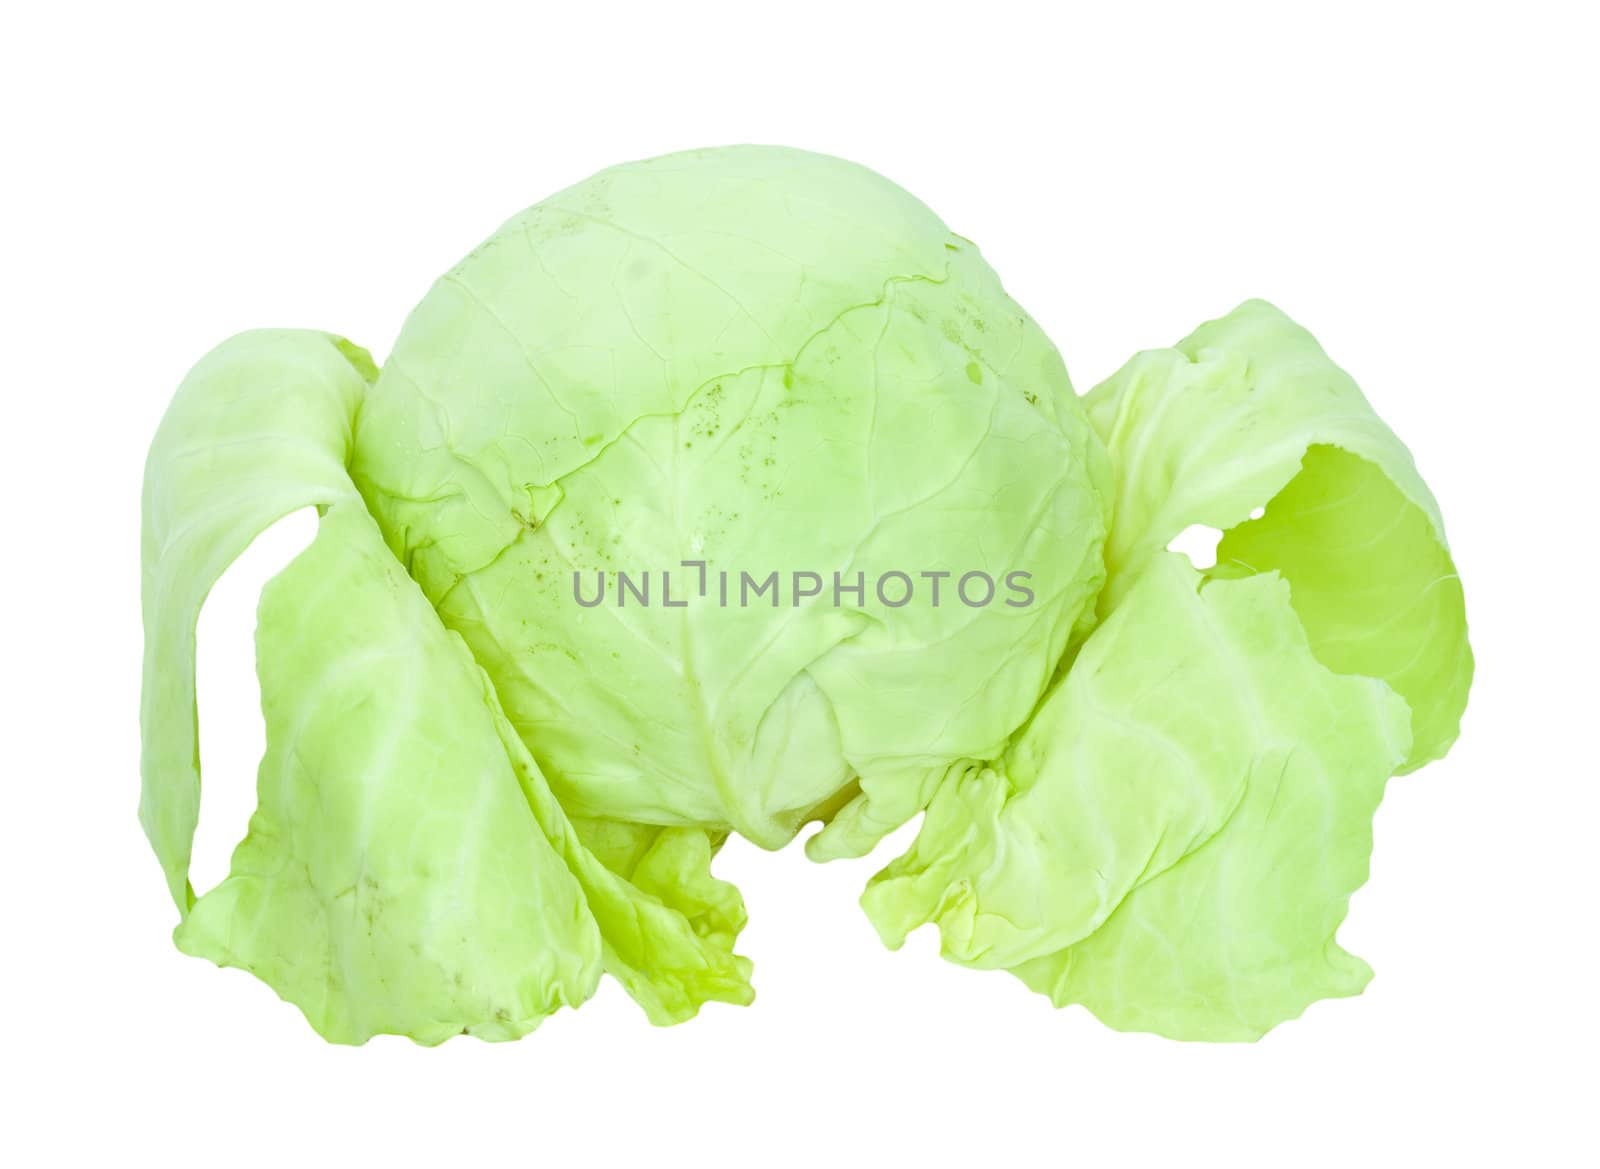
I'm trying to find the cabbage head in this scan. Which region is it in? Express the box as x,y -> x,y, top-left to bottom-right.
140,146 -> 1470,1043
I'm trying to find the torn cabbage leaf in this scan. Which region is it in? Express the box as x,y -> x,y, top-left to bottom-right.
142,329 -> 749,1043
1087,299 -> 1471,769
860,300 -> 1471,1039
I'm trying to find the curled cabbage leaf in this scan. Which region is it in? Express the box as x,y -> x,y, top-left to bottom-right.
859,300 -> 1471,1039
142,330 -> 749,1042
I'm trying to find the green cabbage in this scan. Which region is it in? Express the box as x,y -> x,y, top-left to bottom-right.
140,146 -> 1470,1043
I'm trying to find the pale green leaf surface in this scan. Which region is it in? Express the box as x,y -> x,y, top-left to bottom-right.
863,554 -> 1412,1040
1086,299 -> 1471,766
176,501 -> 604,1043
859,302 -> 1471,1039
352,146 -> 1109,847
140,329 -> 373,910
141,157 -> 1473,1045
142,329 -> 751,1041
484,710 -> 755,1024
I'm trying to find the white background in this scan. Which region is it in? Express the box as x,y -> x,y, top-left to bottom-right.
5,2 -> 1596,1164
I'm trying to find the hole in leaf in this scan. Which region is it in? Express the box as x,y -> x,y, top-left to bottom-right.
190,507 -> 319,896
1167,523 -> 1223,570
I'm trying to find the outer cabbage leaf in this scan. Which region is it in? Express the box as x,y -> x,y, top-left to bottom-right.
572,817 -> 748,961
178,499 -> 605,1042
1086,299 -> 1471,768
483,711 -> 755,1024
140,329 -> 373,910
141,331 -> 750,1042
865,554 -> 1410,1039
858,301 -> 1471,1039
